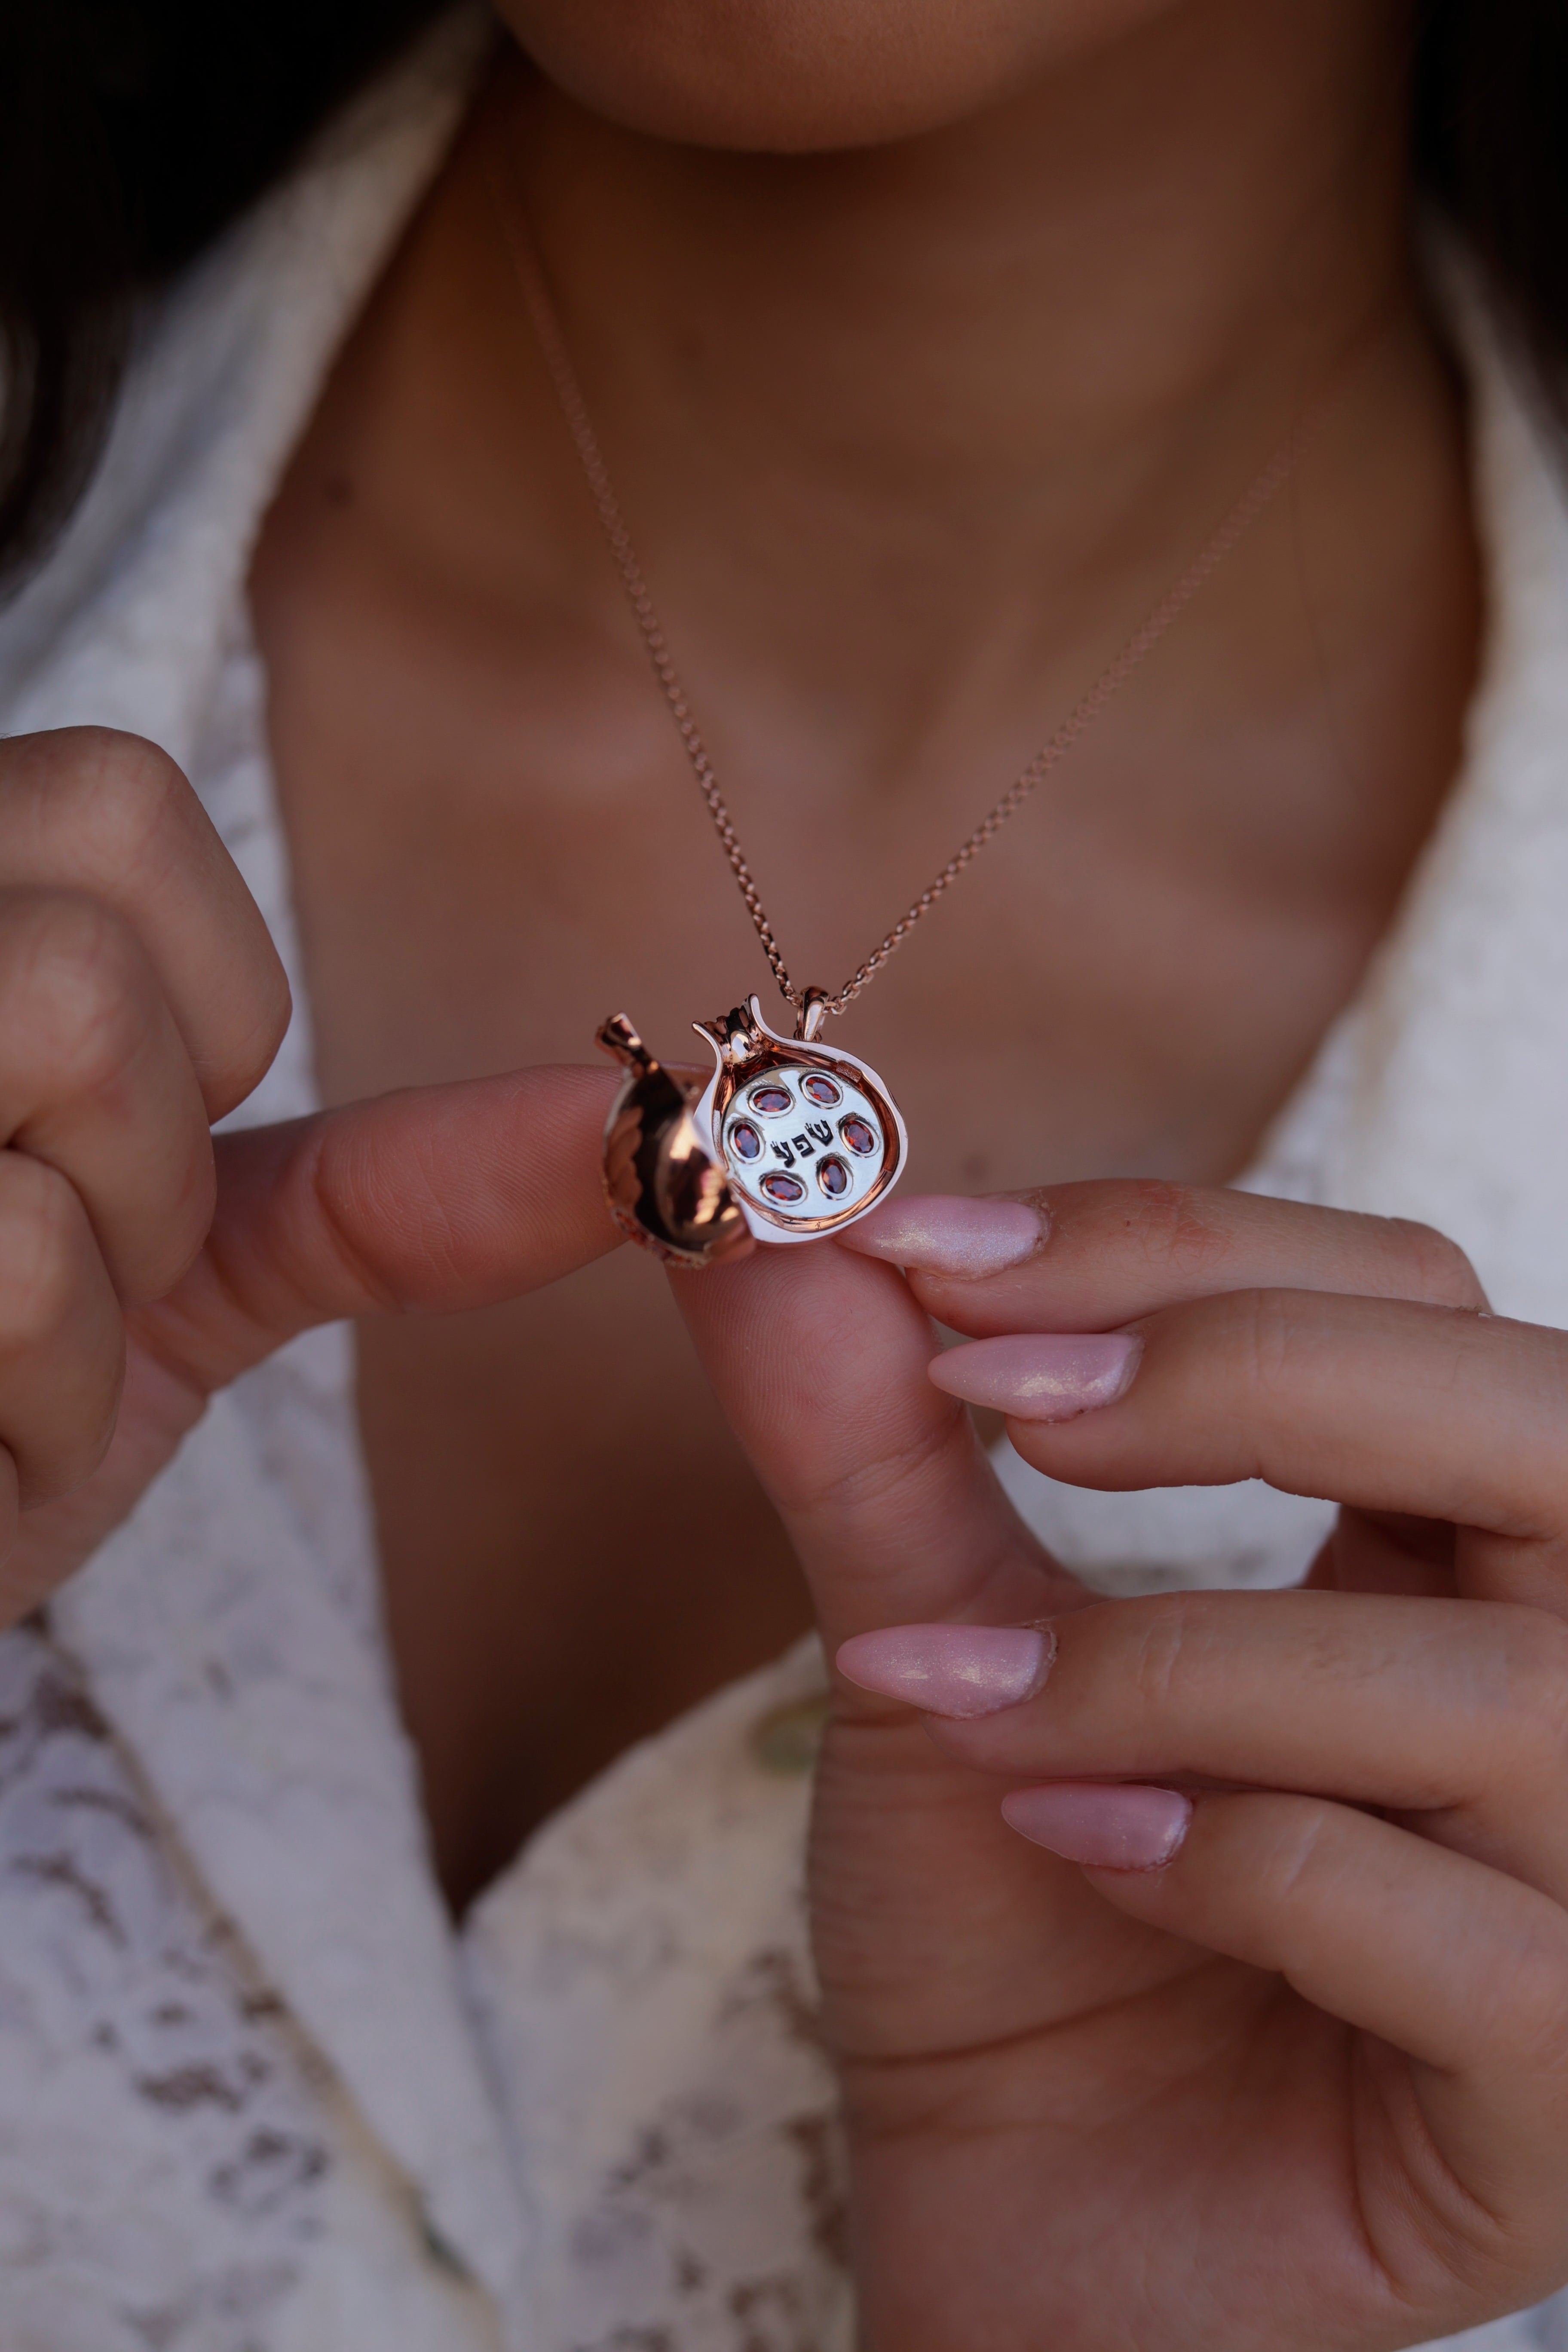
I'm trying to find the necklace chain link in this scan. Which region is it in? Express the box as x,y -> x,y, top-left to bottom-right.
491,169 -> 1323,1020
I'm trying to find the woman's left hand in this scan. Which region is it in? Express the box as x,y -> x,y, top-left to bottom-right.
674,1181 -> 1568,2351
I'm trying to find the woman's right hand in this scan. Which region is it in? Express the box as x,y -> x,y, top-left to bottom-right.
0,726 -> 621,1620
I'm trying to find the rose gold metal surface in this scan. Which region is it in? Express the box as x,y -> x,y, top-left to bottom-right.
794,986 -> 831,1043
596,1001 -> 906,1257
596,1015 -> 753,1268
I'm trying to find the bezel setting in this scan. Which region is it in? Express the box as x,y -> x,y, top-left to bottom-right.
691,996 -> 907,1245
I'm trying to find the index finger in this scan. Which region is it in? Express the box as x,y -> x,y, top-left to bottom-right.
842,1179 -> 1487,1335
0,730 -> 291,1120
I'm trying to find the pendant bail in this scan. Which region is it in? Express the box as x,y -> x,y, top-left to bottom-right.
794,986 -> 830,1043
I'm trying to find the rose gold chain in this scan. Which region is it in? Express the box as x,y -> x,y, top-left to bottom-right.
490,173 -> 1331,1020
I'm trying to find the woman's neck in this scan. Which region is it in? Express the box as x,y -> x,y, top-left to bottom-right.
287,0 -> 1467,856
490,0 -> 1418,689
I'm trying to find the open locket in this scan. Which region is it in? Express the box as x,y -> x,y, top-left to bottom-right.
597,992 -> 908,1269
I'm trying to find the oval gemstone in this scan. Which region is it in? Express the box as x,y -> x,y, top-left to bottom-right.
749,1084 -> 793,1116
840,1114 -> 879,1157
760,1170 -> 806,1205
817,1156 -> 850,1197
729,1121 -> 762,1162
802,1073 -> 841,1107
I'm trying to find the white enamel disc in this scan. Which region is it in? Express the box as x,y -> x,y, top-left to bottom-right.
692,997 -> 907,1245
721,1061 -> 888,1225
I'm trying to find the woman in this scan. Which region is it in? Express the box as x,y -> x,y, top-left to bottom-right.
1,0 -> 1567,2343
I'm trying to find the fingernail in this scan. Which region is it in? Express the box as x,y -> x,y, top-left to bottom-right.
839,1194 -> 1046,1279
1002,1783 -> 1192,1870
928,1332 -> 1142,1420
836,1623 -> 1055,1717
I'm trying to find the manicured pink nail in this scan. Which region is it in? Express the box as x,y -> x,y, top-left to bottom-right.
839,1194 -> 1046,1279
1002,1782 -> 1191,1869
836,1623 -> 1054,1717
929,1332 -> 1141,1420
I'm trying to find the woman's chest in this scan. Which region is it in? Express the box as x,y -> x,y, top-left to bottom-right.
247,305 -> 1479,1899
252,565 -> 1428,1911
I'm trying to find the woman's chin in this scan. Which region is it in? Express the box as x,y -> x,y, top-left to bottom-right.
497,0 -> 1182,154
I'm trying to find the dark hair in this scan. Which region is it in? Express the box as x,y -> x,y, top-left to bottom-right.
0,0 -> 1565,585
0,0 -> 448,581
1414,4 -> 1568,415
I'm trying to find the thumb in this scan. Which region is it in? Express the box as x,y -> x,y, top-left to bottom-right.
4,1065 -> 622,1618
672,1234 -> 1073,1657
139,1063 -> 621,1392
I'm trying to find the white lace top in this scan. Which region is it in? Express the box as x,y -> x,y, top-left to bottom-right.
3,18 -> 1568,2350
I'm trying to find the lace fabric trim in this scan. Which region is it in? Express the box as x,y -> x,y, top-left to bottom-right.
0,1621 -> 332,2349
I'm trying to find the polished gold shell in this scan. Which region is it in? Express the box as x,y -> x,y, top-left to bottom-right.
596,1015 -> 753,1269
597,997 -> 907,1265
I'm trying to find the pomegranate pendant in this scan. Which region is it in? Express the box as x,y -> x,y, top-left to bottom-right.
597,990 -> 907,1269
